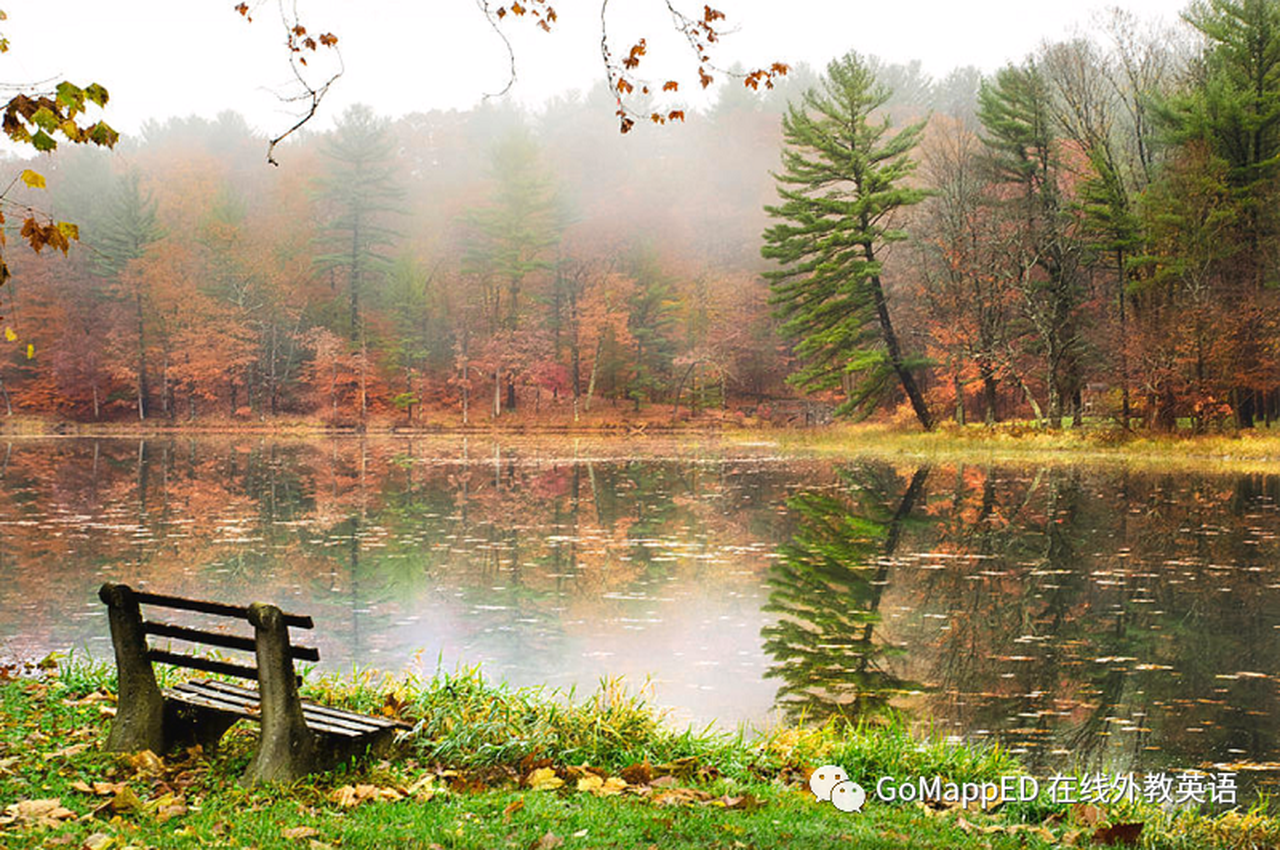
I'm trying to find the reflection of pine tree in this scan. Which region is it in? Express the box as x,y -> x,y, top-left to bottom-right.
763,465 -> 929,724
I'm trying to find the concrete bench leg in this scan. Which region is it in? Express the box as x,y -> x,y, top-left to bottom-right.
99,583 -> 167,754
244,602 -> 317,783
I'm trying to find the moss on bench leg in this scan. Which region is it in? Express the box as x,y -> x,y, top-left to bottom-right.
244,602 -> 317,783
99,583 -> 167,754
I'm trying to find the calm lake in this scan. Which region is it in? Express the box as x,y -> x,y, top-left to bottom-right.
2,436 -> 1278,792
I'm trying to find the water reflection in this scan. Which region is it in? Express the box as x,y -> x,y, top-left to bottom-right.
763,465 -> 929,723
1,438 -> 1279,791
763,461 -> 1280,794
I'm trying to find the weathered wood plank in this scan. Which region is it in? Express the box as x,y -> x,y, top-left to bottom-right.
144,621 -> 319,662
197,679 -> 409,731
133,590 -> 314,629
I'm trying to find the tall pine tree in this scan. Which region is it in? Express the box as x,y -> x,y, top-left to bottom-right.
93,171 -> 163,420
313,104 -> 405,340
978,62 -> 1084,429
762,52 -> 934,430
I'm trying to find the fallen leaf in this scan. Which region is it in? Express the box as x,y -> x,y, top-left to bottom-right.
126,750 -> 164,775
155,802 -> 188,823
1,798 -> 78,827
577,775 -> 604,793
406,774 -> 437,801
44,743 -> 90,759
82,834 -> 114,850
713,793 -> 763,811
503,798 -> 524,821
651,775 -> 678,788
652,787 -> 714,807
283,826 -> 320,840
620,762 -> 653,786
527,768 -> 564,791
534,832 -> 564,850
596,777 -> 628,797
328,784 -> 403,808
1073,803 -> 1104,827
1093,822 -> 1144,846
93,786 -> 144,818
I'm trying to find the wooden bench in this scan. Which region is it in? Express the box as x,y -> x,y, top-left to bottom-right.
98,582 -> 410,783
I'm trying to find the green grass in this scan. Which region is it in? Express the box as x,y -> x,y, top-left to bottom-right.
1,660 -> 1276,849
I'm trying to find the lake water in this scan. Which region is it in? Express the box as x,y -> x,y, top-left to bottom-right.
2,436 -> 1278,793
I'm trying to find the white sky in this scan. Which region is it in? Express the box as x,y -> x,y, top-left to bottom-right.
3,0 -> 1191,138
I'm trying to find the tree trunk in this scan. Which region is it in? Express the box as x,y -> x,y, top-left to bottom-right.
493,369 -> 501,418
585,342 -> 600,413
867,267 -> 933,431
135,292 -> 148,421
359,337 -> 368,424
979,361 -> 998,425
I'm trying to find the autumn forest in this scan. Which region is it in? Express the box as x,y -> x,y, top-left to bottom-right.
3,3 -> 1280,433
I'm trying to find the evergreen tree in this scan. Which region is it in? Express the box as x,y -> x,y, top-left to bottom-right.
978,62 -> 1084,428
461,128 -> 563,333
93,171 -> 163,420
313,104 -> 405,340
624,249 -> 678,411
762,52 -> 934,429
1156,0 -> 1280,425
461,129 -> 564,414
762,465 -> 930,724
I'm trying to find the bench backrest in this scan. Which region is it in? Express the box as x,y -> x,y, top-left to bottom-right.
98,583 -> 318,683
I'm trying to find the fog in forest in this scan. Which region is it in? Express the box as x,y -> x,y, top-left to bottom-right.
4,2 -> 1276,433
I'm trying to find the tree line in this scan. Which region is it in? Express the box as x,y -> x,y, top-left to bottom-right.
768,1 -> 1280,432
5,0 -> 1280,432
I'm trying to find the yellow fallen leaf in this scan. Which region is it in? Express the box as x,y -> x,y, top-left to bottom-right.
527,767 -> 564,791
406,774 -> 436,801
576,775 -> 604,793
126,750 -> 163,775
83,834 -> 114,850
597,777 -> 628,796
94,786 -> 143,817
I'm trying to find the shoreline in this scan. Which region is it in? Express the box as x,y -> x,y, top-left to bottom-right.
1,662 -> 1274,849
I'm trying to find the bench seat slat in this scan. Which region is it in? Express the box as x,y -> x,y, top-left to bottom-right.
134,590 -> 314,630
166,685 -> 379,738
196,679 -> 410,730
171,680 -> 408,735
144,621 -> 320,662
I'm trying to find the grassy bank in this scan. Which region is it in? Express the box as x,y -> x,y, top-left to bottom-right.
1,661 -> 1276,849
763,422 -> 1280,472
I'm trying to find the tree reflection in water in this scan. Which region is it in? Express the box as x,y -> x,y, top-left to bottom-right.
763,465 -> 930,724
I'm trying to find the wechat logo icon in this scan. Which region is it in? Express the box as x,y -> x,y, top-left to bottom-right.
809,765 -> 866,813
